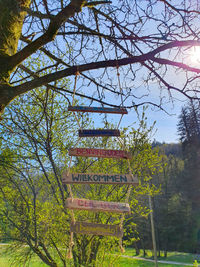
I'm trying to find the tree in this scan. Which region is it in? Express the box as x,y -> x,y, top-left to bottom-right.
0,85 -> 85,266
177,100 -> 200,252
152,153 -> 187,255
177,100 -> 200,207
59,117 -> 164,266
2,0 -> 200,116
0,88 -> 163,266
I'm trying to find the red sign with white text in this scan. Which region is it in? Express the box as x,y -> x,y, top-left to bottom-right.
69,148 -> 131,159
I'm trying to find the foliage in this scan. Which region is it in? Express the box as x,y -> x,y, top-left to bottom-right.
0,88 -> 163,266
0,85 -> 82,266
131,102 -> 200,254
177,100 -> 200,251
2,1 -> 200,114
67,114 -> 163,266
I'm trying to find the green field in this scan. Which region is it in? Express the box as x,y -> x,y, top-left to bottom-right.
0,245 -> 198,267
103,257 -> 190,267
124,248 -> 195,264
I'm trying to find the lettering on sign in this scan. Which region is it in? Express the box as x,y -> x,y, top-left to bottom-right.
79,129 -> 120,137
70,221 -> 123,237
69,148 -> 131,159
65,198 -> 131,214
62,173 -> 138,185
68,105 -> 128,114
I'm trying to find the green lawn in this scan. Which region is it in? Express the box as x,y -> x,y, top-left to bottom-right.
124,247 -> 195,264
0,256 -> 47,267
102,256 -> 190,267
0,246 -> 48,267
0,245 -> 198,266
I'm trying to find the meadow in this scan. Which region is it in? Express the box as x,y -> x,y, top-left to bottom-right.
0,245 -> 197,267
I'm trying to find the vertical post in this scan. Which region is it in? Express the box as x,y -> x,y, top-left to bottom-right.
148,194 -> 158,267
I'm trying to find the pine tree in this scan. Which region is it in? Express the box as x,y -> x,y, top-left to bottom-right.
177,100 -> 200,252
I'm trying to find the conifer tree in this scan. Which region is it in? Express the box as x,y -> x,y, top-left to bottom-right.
177,100 -> 200,251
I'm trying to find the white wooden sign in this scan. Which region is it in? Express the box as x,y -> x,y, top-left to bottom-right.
62,173 -> 138,185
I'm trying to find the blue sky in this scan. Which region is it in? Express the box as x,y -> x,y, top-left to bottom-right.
61,0 -> 200,144
85,104 -> 182,143
74,72 -> 187,143
71,46 -> 193,144
132,106 -> 181,143
73,73 -> 186,144
66,0 -> 200,144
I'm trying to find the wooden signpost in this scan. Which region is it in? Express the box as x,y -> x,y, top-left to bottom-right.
66,198 -> 131,214
62,172 -> 138,185
70,221 -> 123,237
66,101 -> 132,243
68,105 -> 128,114
69,148 -> 131,159
79,129 -> 120,137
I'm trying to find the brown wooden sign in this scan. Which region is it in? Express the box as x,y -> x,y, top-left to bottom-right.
70,221 -> 123,237
69,148 -> 131,159
68,105 -> 128,115
65,198 -> 131,214
62,173 -> 138,185
79,129 -> 120,137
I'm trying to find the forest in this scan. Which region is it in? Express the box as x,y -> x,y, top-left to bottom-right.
138,99 -> 200,257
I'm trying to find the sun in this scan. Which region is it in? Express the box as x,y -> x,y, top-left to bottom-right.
190,46 -> 200,65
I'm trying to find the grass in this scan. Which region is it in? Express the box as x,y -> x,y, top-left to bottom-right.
0,245 -> 48,267
102,255 -> 189,267
157,251 -> 194,263
0,244 -> 198,266
114,259 -> 185,267
124,247 -> 195,264
0,257 -> 47,267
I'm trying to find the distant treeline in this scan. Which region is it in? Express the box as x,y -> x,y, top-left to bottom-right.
128,100 -> 200,256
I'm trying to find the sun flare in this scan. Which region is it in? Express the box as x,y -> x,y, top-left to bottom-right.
190,46 -> 200,64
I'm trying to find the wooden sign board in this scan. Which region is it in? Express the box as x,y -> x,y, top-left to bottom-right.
62,173 -> 138,185
79,129 -> 120,137
65,198 -> 131,214
69,148 -> 131,159
68,105 -> 128,115
70,221 -> 123,237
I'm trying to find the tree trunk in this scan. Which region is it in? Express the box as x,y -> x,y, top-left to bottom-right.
134,242 -> 140,255
141,239 -> 146,257
0,0 -> 31,81
0,0 -> 31,116
0,0 -> 87,116
0,84 -> 18,116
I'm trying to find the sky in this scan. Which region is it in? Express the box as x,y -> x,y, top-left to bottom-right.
86,48 -> 200,144
75,71 -> 187,144
119,88 -> 185,144
65,1 -> 200,144
132,106 -> 181,143
72,46 -> 195,144
85,103 -> 182,144
73,71 -> 187,144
